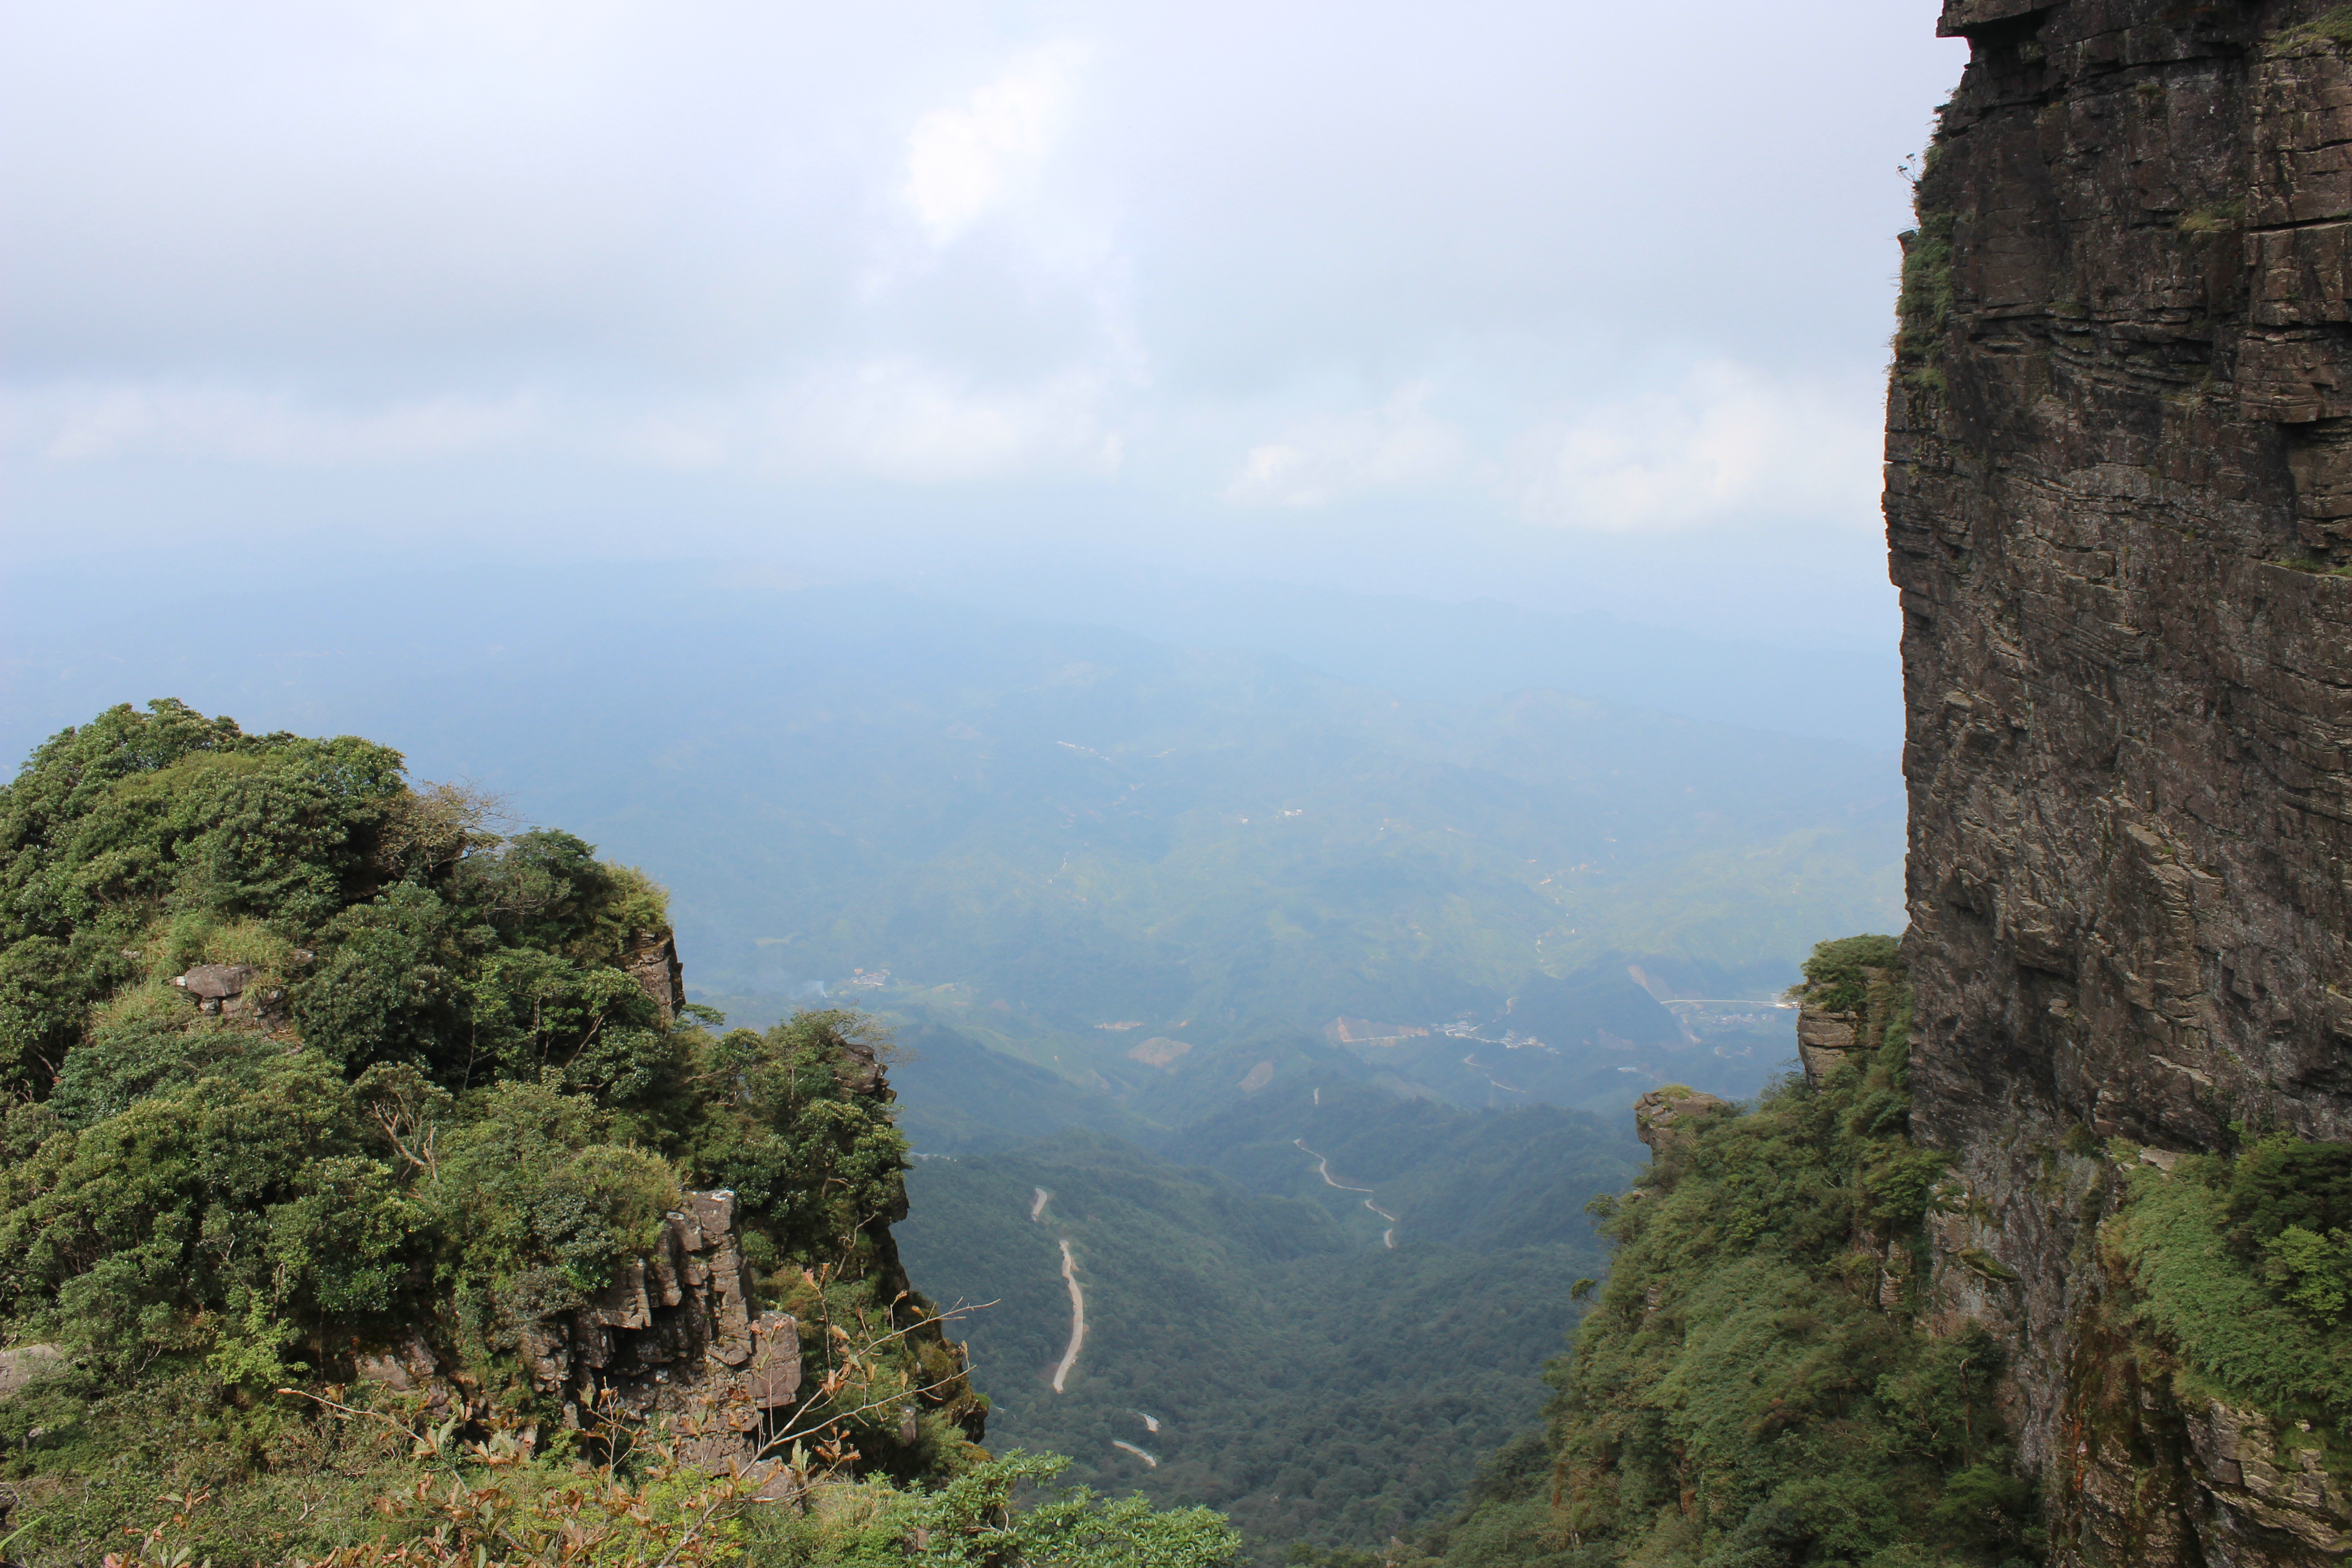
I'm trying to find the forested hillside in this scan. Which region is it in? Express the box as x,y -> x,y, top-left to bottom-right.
0,702 -> 1223,1565
1410,940 -> 2042,1568
896,1087 -> 1641,1556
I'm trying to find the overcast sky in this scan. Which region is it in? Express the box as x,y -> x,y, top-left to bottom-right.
2,2 -> 1963,642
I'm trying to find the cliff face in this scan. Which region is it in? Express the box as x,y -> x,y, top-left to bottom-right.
1891,2 -> 2352,1561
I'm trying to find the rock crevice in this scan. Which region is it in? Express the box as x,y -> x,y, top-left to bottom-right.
358,1187 -> 809,1474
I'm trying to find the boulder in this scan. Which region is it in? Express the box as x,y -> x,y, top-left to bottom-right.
1795,1008 -> 1862,1088
352,1328 -> 447,1406
1633,1086 -> 1728,1154
0,1344 -> 64,1402
747,1312 -> 802,1409
175,964 -> 253,1000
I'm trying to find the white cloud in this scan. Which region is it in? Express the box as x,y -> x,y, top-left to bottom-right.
8,382 -> 539,465
903,44 -> 1089,245
1510,363 -> 1882,532
750,359 -> 1124,482
1223,383 -> 1464,508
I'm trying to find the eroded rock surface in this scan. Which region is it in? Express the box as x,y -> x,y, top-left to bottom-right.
1632,1087 -> 1728,1154
623,930 -> 686,1029
1794,966 -> 1906,1089
1892,3 -> 2352,1561
361,1188 -> 809,1473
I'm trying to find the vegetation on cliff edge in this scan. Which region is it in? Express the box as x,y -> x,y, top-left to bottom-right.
0,701 -> 1228,1568
1405,938 -> 2040,1568
2106,1132 -> 2352,1456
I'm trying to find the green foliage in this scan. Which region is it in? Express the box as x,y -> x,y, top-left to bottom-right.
0,1054 -> 418,1379
2222,1133 -> 2352,1250
35,1427 -> 1235,1568
1895,208 -> 1955,380
744,1452 -> 1241,1568
2273,7 -> 2352,54
0,702 -> 407,1090
681,1011 -> 914,1267
1795,934 -> 1901,1015
0,705 -> 1000,1559
2176,201 -> 2243,238
2107,1140 -> 2352,1429
898,1098 -> 1637,1561
2265,1227 -> 2352,1326
1421,941 -> 2039,1568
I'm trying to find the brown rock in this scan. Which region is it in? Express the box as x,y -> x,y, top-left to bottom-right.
649,1223 -> 686,1307
1794,1009 -> 1862,1088
1894,4 -> 2352,1561
748,1312 -> 801,1409
689,1191 -> 735,1239
353,1329 -> 445,1403
623,930 -> 685,1028
1632,1087 -> 1727,1154
593,1262 -> 652,1330
831,1039 -> 883,1094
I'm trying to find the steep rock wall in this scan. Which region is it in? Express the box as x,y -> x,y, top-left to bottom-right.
1891,2 -> 2352,1562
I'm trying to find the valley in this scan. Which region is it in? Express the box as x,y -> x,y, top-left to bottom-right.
0,588 -> 1884,1563
893,1073 -> 1643,1555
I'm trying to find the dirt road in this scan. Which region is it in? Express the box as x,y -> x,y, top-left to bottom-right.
1294,1138 -> 1398,1247
1050,1237 -> 1086,1392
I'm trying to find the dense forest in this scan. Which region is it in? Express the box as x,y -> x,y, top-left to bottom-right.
897,1092 -> 1637,1555
0,702 -> 1225,1565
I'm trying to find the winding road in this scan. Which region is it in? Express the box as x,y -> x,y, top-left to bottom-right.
1050,1237 -> 1087,1392
1111,1440 -> 1160,1467
1294,1138 -> 1398,1248
1030,1186 -> 1051,1222
1461,1052 -> 1524,1094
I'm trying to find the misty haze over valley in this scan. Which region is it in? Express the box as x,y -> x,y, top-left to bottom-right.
26,5 -> 2271,1568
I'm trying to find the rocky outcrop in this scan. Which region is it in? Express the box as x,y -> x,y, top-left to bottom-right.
0,1344 -> 61,1403
1793,966 -> 1906,1089
172,963 -> 284,1021
623,930 -> 686,1029
1632,1086 -> 1727,1154
358,1188 -> 808,1477
1891,3 -> 2352,1562
532,1190 -> 805,1472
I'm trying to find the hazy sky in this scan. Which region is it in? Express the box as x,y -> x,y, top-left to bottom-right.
2,2 -> 1963,641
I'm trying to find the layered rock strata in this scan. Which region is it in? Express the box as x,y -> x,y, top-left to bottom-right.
1630,1085 -> 1729,1156
1891,1 -> 2352,1561
1793,967 -> 1904,1089
357,1190 -> 806,1475
623,930 -> 687,1029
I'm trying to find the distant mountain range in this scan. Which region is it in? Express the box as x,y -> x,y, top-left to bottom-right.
0,564 -> 1901,1086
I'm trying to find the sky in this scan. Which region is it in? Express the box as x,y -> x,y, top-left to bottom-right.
1,1 -> 1965,644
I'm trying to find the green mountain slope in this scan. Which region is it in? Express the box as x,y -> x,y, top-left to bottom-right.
0,702 -> 1009,1562
896,1093 -> 1643,1560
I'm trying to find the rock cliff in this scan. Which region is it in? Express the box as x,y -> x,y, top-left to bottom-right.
1891,2 -> 2352,1561
356,1188 -> 814,1485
